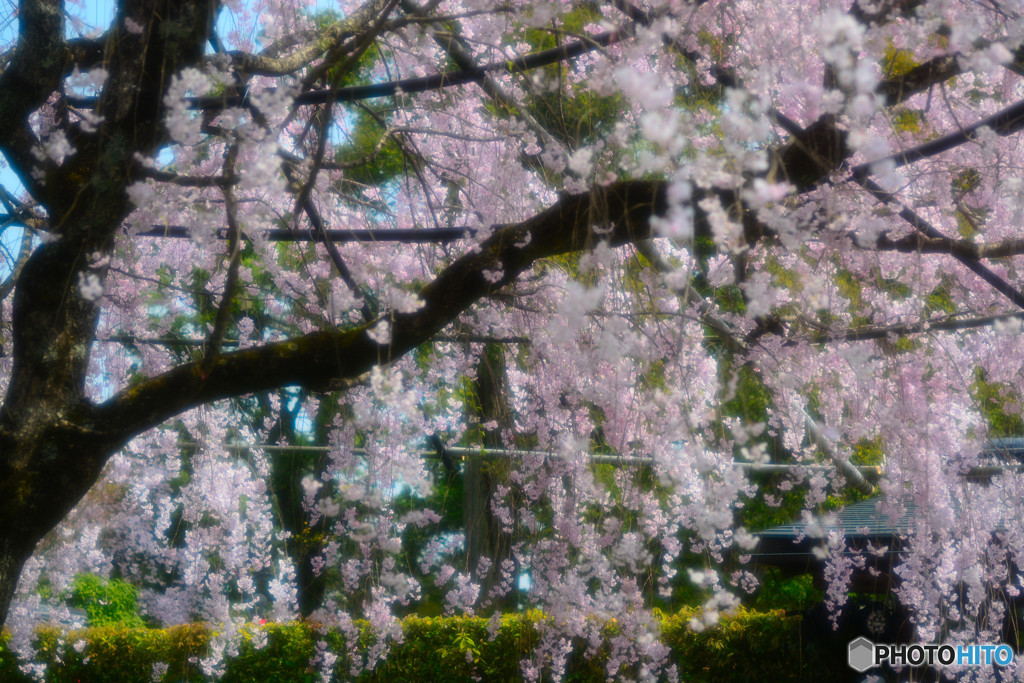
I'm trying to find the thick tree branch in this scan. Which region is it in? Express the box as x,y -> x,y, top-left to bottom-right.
137,166 -> 237,187
793,311 -> 1024,344
856,177 -> 1024,310
0,229 -> 32,303
849,0 -> 925,24
612,0 -> 956,195
64,36 -> 105,71
851,97 -> 1024,181
101,333 -> 529,347
0,0 -> 66,195
135,224 -> 474,242
228,0 -> 391,76
871,231 -> 1024,260
90,180 -> 666,443
878,55 -> 959,106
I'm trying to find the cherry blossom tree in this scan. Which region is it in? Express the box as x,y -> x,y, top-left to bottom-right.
3,0 -> 1024,678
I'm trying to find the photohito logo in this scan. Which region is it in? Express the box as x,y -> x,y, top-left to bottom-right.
848,637 -> 1014,672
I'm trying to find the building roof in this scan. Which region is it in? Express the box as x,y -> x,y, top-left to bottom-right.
757,496 -> 917,541
750,439 -> 1024,580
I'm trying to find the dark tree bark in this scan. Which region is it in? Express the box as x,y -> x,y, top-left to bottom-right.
0,0 -> 218,627
266,391 -> 330,618
463,343 -> 519,612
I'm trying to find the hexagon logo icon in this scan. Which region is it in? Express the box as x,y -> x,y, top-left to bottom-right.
848,637 -> 875,672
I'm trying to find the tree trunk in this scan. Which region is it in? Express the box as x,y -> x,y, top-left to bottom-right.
464,344 -> 519,612
0,536 -> 35,627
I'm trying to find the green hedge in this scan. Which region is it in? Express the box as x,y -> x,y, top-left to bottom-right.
0,607 -> 827,682
68,574 -> 146,628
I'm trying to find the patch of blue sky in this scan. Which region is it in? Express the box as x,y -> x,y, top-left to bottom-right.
285,389 -> 315,434
66,0 -> 116,38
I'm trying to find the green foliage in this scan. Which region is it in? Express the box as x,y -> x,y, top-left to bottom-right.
881,41 -> 920,77
0,623 -> 210,683
661,607 -> 809,682
334,107 -> 406,190
68,574 -> 145,628
891,108 -> 925,134
972,368 -> 1024,438
849,438 -> 885,471
952,167 -> 982,195
750,569 -> 824,613
0,608 -> 831,682
716,362 -> 808,531
391,466 -> 466,617
220,622 -> 323,682
494,4 -> 625,156
833,267 -> 864,313
739,471 -> 807,531
521,84 -> 625,151
517,3 -> 602,54
720,363 -> 771,430
924,281 -> 958,315
370,614 -> 537,681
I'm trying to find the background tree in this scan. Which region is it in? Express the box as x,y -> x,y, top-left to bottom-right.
3,0 -> 1024,678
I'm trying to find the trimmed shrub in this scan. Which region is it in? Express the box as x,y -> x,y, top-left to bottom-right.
0,607 -> 822,682
68,574 -> 146,628
663,607 -> 805,682
3,623 -> 209,683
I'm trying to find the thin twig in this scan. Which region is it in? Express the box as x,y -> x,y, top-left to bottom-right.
65,26 -> 630,110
